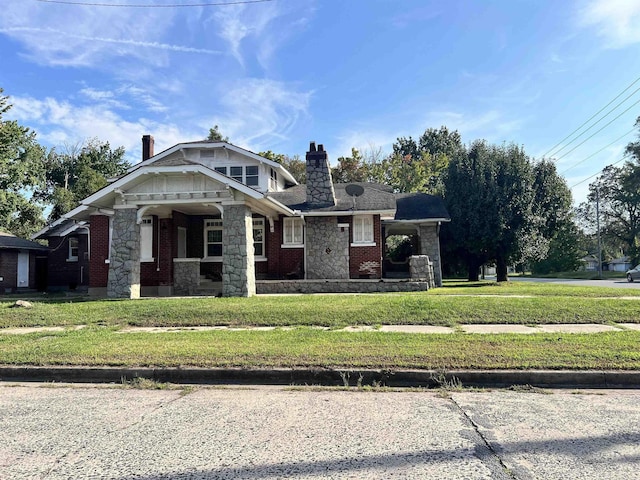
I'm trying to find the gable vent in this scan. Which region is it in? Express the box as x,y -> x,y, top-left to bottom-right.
200,150 -> 216,158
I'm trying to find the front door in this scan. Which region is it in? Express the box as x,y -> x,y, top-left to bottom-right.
17,252 -> 29,288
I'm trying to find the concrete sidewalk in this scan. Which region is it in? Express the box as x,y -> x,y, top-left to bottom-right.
2,323 -> 639,335
2,323 -> 639,388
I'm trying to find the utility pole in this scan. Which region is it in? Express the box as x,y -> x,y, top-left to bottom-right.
596,187 -> 603,279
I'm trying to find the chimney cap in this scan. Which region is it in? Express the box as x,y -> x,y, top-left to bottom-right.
309,141 -> 317,152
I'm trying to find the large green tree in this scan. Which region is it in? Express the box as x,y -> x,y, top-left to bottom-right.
577,117 -> 640,265
0,88 -> 47,237
39,139 -> 129,220
530,160 -> 582,274
444,141 -> 537,281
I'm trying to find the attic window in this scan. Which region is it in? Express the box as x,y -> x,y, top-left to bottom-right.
246,166 -> 259,186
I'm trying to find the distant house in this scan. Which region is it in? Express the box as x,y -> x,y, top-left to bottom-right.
604,256 -> 633,272
34,136 -> 450,298
581,255 -> 599,271
0,231 -> 48,293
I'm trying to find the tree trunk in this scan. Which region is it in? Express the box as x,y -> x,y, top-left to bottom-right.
496,255 -> 509,282
467,257 -> 480,281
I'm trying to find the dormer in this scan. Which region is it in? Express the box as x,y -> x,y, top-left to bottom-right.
131,136 -> 298,193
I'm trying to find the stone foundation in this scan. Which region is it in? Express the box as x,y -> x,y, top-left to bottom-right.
256,279 -> 428,294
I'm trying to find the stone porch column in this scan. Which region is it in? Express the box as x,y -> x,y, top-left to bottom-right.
222,204 -> 255,297
419,224 -> 443,287
107,207 -> 141,299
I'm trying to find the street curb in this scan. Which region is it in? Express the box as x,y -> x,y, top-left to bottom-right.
1,366 -> 640,388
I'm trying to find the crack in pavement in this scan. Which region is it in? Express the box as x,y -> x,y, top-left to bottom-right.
448,394 -> 519,479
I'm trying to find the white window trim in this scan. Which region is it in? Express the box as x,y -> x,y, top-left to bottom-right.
350,242 -> 377,247
253,217 -> 266,260
140,216 -> 155,262
203,219 -> 223,261
352,215 -> 375,245
67,237 -> 79,262
282,217 -> 304,246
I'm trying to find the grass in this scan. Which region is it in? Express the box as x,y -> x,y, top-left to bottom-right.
1,327 -> 639,370
2,282 -> 639,371
1,282 -> 639,329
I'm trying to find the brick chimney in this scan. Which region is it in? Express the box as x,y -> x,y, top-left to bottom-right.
305,141 -> 336,208
142,134 -> 154,162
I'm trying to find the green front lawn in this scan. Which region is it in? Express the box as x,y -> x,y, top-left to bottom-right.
1,284 -> 639,329
2,282 -> 639,371
1,328 -> 639,370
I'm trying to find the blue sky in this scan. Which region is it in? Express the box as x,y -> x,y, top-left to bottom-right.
1,0 -> 640,205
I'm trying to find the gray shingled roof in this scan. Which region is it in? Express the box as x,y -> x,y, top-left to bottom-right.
394,193 -> 450,221
268,183 -> 449,221
0,231 -> 48,251
267,182 -> 396,213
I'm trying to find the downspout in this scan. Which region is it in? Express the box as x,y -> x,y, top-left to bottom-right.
302,214 -> 307,279
157,217 -> 161,272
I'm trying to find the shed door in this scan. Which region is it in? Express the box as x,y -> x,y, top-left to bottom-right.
17,252 -> 29,288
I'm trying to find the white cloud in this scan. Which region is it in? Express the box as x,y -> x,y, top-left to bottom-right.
579,0 -> 640,48
421,110 -> 524,143
9,94 -> 200,165
207,78 -> 313,152
209,1 -> 311,69
0,3 -> 186,69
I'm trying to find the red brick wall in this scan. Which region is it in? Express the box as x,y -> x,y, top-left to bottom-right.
46,234 -> 89,290
349,215 -> 382,278
266,216 -> 304,278
89,215 -> 110,288
0,251 -> 18,291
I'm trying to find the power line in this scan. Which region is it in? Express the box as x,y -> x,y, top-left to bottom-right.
543,75 -> 640,158
552,96 -> 640,163
569,156 -> 627,189
549,84 -> 640,159
559,128 -> 635,176
34,0 -> 273,7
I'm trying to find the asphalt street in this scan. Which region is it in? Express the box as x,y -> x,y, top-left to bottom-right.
1,384 -> 639,479
504,276 -> 640,289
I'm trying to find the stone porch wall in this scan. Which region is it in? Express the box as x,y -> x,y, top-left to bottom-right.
418,224 -> 443,287
256,279 -> 428,294
173,258 -> 200,296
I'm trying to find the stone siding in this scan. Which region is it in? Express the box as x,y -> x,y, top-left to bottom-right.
222,205 -> 255,297
306,217 -> 349,279
419,224 -> 443,287
107,207 -> 141,299
305,143 -> 336,208
409,255 -> 435,288
256,279 -> 428,294
173,259 -> 200,296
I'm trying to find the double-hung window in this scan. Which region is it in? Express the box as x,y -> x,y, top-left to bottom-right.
352,215 -> 374,245
253,218 -> 265,257
283,218 -> 304,246
230,166 -> 243,183
214,166 -> 227,175
246,166 -> 259,186
140,217 -> 154,261
68,237 -> 79,261
204,219 -> 223,258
